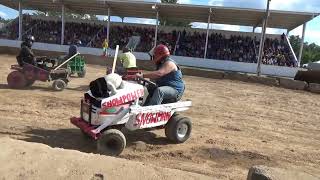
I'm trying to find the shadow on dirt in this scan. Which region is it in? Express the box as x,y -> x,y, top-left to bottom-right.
199,147 -> 271,161
66,85 -> 89,92
125,129 -> 170,146
0,84 -> 9,89
20,128 -> 97,153
18,128 -> 170,154
194,147 -> 276,169
0,83 -> 54,92
0,83 -> 89,92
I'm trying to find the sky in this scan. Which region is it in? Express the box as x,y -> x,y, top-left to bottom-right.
0,0 -> 319,45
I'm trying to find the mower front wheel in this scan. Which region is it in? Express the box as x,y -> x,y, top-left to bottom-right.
77,68 -> 86,78
97,129 -> 126,156
52,79 -> 67,91
165,115 -> 192,144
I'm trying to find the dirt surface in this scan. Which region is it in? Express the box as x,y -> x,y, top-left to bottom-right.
0,54 -> 319,180
0,137 -> 212,180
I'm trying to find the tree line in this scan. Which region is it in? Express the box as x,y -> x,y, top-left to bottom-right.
289,35 -> 320,65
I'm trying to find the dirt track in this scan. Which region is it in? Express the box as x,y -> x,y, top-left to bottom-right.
0,54 -> 319,180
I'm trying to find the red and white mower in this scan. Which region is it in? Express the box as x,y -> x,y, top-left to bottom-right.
70,45 -> 192,156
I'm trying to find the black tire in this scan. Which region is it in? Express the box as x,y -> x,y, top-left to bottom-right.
52,79 -> 66,91
77,68 -> 86,78
97,129 -> 126,156
7,71 -> 27,89
165,115 -> 192,143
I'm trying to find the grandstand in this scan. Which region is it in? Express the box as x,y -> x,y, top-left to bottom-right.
0,0 -> 319,77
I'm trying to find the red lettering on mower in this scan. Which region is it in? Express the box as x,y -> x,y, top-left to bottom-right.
134,112 -> 171,127
103,89 -> 144,107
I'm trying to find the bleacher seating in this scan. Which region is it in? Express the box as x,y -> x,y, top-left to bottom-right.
0,15 -> 297,67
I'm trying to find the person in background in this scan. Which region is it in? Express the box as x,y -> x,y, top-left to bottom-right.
102,38 -> 108,57
107,47 -> 137,75
118,47 -> 136,69
68,39 -> 81,58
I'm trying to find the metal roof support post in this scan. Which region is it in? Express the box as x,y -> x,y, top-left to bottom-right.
154,9 -> 159,47
257,0 -> 271,76
61,4 -> 65,45
204,8 -> 212,59
107,7 -> 111,45
257,19 -> 266,76
298,23 -> 306,67
18,0 -> 22,41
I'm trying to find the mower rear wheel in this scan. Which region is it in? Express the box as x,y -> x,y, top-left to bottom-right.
77,68 -> 86,78
52,79 -> 67,91
7,71 -> 27,89
165,115 -> 192,143
97,129 -> 126,156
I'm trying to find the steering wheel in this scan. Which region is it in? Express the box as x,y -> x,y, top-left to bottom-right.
136,76 -> 158,90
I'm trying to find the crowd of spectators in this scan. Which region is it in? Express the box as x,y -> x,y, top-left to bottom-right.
91,25 -> 156,52
260,34 -> 296,67
0,15 -> 297,67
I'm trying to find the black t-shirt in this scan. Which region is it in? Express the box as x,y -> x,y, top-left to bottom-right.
17,42 -> 35,65
68,45 -> 78,57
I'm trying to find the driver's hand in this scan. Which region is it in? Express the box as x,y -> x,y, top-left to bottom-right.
136,73 -> 143,78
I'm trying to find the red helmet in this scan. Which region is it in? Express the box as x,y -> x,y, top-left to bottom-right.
153,44 -> 170,64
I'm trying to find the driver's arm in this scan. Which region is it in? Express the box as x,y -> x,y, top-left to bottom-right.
143,61 -> 177,79
25,47 -> 35,57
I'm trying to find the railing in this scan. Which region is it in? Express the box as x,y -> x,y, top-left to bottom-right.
86,27 -> 104,47
19,22 -> 40,40
252,39 -> 258,62
285,35 -> 298,66
173,32 -> 181,55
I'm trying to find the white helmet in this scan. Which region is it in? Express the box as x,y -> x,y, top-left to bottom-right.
104,73 -> 122,89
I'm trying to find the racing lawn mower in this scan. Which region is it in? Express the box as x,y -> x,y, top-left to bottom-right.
70,46 -> 192,156
7,53 -> 79,91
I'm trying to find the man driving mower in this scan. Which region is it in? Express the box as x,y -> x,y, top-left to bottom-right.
107,47 -> 137,76
67,39 -> 82,59
16,35 -> 37,66
17,35 -> 57,69
138,44 -> 185,106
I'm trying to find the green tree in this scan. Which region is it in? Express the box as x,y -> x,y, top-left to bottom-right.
0,17 -> 11,24
160,0 -> 191,27
289,35 -> 320,65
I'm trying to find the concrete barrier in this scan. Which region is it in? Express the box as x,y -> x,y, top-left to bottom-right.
247,165 -> 319,180
224,72 -> 250,82
278,78 -> 308,90
247,75 -> 280,86
308,83 -> 320,94
182,67 -> 225,79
